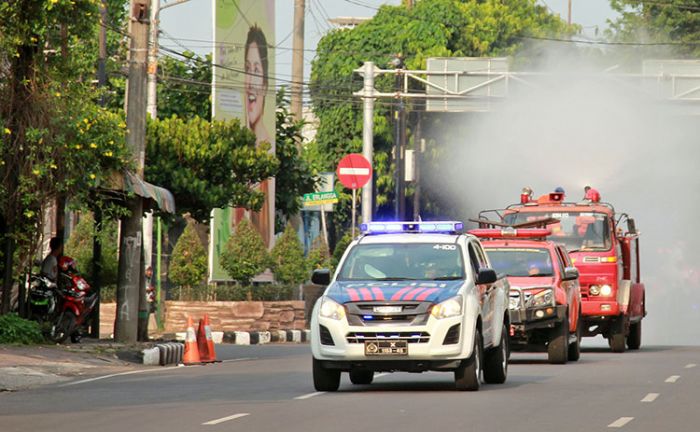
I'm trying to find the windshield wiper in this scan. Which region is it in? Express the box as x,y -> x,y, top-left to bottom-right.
374,277 -> 419,281
432,276 -> 463,281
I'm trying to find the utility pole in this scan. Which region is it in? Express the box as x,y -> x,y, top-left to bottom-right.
356,62 -> 376,224
91,0 -> 108,339
567,0 -> 572,25
395,72 -> 406,220
291,0 -> 305,120
115,0 -> 149,343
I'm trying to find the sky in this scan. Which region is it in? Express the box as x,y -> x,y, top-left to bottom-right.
159,0 -> 619,86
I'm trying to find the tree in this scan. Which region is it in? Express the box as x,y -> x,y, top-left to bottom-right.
275,88 -> 319,232
156,52 -> 213,120
145,116 -> 278,222
220,218 -> 269,286
609,0 -> 700,57
169,220 -> 208,291
270,224 -> 307,285
0,0 -> 131,313
310,0 -> 573,235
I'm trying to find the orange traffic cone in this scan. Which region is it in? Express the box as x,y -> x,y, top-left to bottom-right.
182,316 -> 201,365
197,314 -> 218,363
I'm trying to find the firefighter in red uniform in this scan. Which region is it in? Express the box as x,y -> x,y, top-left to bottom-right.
583,186 -> 600,202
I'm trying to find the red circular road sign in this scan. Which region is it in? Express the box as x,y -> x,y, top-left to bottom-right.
337,153 -> 372,190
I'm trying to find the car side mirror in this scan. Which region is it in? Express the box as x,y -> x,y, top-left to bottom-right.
476,268 -> 497,285
311,269 -> 331,286
563,266 -> 579,281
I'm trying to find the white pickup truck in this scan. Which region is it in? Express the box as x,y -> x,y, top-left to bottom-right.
310,221 -> 510,391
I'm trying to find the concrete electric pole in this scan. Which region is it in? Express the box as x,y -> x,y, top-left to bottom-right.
356,62 -> 376,224
291,0 -> 305,120
115,0 -> 149,343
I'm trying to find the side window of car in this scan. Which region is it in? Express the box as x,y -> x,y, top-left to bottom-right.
467,243 -> 480,276
474,242 -> 489,269
554,247 -> 567,274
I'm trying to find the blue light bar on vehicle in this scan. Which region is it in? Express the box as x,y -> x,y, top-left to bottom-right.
359,221 -> 464,235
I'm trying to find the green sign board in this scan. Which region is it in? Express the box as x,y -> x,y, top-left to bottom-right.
303,191 -> 339,207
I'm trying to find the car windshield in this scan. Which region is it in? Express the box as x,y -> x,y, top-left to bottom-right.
337,243 -> 465,281
485,248 -> 554,277
503,211 -> 611,252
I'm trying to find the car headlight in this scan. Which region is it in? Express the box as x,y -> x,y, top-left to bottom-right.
431,296 -> 463,319
589,284 -> 612,296
508,295 -> 520,310
527,289 -> 554,308
319,297 -> 346,320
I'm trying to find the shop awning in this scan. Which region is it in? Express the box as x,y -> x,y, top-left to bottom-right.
108,171 -> 176,214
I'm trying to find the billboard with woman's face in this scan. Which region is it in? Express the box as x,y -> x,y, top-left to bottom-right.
211,0 -> 275,281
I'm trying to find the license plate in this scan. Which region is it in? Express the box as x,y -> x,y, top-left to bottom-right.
373,306 -> 402,313
364,340 -> 408,356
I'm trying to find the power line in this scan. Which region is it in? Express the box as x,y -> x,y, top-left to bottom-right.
520,34 -> 700,46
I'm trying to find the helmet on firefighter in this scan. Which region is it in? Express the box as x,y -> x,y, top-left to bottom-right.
58,256 -> 77,273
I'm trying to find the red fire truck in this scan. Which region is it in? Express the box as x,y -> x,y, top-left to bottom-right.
476,189 -> 646,352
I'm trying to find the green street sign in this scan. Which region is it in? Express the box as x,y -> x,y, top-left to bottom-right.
303,191 -> 339,207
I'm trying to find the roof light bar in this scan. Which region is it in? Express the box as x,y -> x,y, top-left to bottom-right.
468,228 -> 552,239
360,221 -> 464,235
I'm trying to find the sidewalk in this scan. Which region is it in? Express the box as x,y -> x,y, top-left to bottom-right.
0,340 -> 147,392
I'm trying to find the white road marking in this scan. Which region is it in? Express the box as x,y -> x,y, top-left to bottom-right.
221,357 -> 256,363
685,363 -> 696,369
641,393 -> 659,402
665,375 -> 680,383
60,366 -> 181,387
375,373 -> 390,379
294,391 -> 325,400
202,413 -> 249,425
608,417 -> 634,428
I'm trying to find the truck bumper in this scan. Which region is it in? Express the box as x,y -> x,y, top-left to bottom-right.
509,304 -> 567,331
581,300 -> 620,318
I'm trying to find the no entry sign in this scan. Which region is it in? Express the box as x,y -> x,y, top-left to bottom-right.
337,153 -> 372,189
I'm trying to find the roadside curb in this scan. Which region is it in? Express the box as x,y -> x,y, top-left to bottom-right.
144,329 -> 310,365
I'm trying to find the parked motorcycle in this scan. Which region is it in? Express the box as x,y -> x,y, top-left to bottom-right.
27,274 -> 59,324
49,256 -> 97,344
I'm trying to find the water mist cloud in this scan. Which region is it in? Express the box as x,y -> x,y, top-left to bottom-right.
424,44 -> 700,345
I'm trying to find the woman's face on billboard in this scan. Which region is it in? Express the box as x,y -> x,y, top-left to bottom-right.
245,41 -> 266,128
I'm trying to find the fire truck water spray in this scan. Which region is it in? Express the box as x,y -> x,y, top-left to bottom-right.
425,45 -> 700,345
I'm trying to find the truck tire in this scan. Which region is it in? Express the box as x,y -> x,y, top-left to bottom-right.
313,357 -> 341,392
483,324 -> 508,384
455,329 -> 482,391
609,318 -> 626,353
627,321 -> 642,350
568,315 -> 581,362
349,370 -> 374,385
548,313 -> 568,364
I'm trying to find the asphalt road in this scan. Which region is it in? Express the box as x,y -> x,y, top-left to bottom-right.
1,343 -> 698,432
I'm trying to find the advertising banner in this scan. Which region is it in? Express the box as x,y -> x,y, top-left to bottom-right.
210,0 -> 275,281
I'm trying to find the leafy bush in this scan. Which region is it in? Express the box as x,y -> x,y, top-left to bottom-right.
169,220 -> 208,290
331,231 -> 353,271
64,211 -> 119,291
221,218 -> 269,285
0,314 -> 45,344
307,237 -> 332,275
169,284 -> 296,301
214,284 -> 296,301
270,224 -> 307,284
